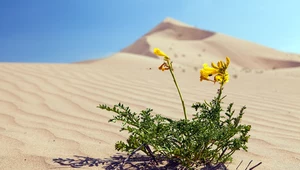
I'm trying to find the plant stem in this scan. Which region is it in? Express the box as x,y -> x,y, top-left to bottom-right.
167,61 -> 187,120
217,84 -> 223,101
217,77 -> 226,101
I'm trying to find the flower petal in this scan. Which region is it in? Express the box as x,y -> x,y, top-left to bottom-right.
214,74 -> 223,83
211,62 -> 219,69
203,65 -> 218,75
226,57 -> 230,67
153,48 -> 170,61
217,61 -> 222,68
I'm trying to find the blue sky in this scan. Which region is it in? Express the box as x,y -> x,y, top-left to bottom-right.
0,0 -> 299,63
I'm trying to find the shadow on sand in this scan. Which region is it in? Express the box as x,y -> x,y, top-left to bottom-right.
53,154 -> 261,170
53,153 -> 183,170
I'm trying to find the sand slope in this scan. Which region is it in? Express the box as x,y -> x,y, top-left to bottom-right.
1,18 -> 300,170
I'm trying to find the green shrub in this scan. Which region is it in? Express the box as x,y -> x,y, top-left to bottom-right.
97,48 -> 251,169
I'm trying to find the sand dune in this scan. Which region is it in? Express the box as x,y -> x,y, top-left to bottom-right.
1,17 -> 300,170
118,17 -> 300,70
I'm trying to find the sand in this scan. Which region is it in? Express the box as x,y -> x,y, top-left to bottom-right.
0,18 -> 300,170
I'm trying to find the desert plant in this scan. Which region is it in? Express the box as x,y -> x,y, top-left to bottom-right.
97,48 -> 251,169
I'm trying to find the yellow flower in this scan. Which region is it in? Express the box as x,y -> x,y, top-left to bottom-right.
211,57 -> 230,71
200,57 -> 230,84
214,72 -> 229,84
200,64 -> 218,82
153,48 -> 170,61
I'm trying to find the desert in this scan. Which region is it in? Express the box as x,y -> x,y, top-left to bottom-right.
1,18 -> 300,170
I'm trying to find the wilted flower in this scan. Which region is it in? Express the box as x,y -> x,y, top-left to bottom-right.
158,62 -> 171,71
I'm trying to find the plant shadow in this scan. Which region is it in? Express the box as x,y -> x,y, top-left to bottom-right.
53,154 -> 260,170
53,153 -> 182,170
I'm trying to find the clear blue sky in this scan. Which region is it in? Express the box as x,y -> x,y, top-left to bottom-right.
0,0 -> 299,63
